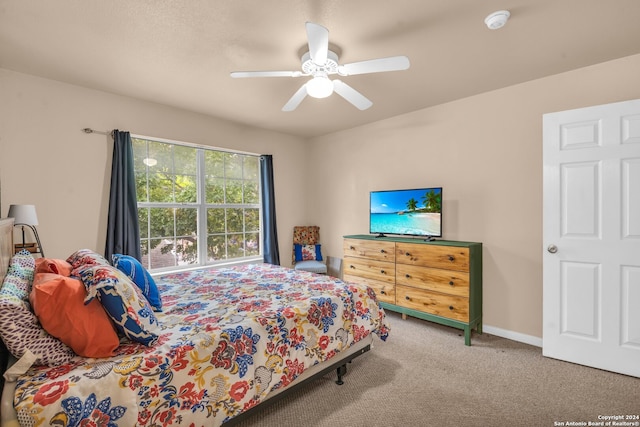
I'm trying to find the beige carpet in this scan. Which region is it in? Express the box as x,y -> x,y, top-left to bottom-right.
232,311 -> 639,427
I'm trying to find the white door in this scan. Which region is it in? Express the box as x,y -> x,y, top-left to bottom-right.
543,98 -> 640,378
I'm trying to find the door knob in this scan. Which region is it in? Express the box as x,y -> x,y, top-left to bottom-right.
547,244 -> 558,254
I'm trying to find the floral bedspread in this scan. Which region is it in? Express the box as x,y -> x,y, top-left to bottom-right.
12,263 -> 389,426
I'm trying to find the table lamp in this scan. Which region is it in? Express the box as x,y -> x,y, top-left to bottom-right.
7,204 -> 45,257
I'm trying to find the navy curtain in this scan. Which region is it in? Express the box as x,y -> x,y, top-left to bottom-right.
260,155 -> 280,265
105,130 -> 142,262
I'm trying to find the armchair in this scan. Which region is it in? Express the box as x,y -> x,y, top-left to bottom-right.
292,226 -> 327,274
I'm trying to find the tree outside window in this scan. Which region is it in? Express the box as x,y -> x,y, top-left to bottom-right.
133,137 -> 261,271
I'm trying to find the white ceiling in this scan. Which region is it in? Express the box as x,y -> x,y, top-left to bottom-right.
2,0 -> 640,138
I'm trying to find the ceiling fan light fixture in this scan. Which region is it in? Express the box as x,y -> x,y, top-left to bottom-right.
306,76 -> 333,98
484,10 -> 510,30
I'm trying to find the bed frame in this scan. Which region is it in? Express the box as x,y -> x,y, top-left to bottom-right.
0,218 -> 372,426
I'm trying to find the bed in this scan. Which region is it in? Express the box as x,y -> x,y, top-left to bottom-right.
0,219 -> 389,426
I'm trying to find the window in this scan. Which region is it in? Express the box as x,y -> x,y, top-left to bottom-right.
132,137 -> 261,272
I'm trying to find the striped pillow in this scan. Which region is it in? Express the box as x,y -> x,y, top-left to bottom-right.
0,251 -> 75,366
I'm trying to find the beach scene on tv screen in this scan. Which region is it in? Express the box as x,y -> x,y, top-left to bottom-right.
370,188 -> 442,236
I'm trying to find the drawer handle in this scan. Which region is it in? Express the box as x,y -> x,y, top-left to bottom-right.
405,252 -> 411,257
449,281 -> 454,286
380,249 -> 386,253
380,270 -> 386,274
405,274 -> 410,278
380,290 -> 386,295
350,265 -> 355,269
448,255 -> 455,262
405,296 -> 411,301
350,246 -> 355,250
449,305 -> 454,310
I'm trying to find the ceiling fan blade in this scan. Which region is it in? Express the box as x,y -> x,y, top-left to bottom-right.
332,80 -> 372,110
282,83 -> 308,112
231,70 -> 302,78
338,55 -> 410,76
306,22 -> 329,66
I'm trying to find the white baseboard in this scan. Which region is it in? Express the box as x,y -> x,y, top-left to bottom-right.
483,324 -> 542,348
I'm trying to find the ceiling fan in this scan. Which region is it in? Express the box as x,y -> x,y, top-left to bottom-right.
230,22 -> 410,112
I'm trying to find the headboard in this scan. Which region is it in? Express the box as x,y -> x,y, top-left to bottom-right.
0,218 -> 14,392
0,218 -> 13,285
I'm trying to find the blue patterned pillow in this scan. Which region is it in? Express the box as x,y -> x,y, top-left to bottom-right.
66,248 -> 111,276
79,265 -> 160,346
111,254 -> 162,311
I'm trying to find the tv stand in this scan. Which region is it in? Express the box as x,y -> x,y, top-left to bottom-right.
374,233 -> 387,238
423,236 -> 436,242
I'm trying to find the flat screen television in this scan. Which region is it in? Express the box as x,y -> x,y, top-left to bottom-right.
369,187 -> 442,239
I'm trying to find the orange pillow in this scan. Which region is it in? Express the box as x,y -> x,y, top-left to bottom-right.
30,273 -> 120,358
35,258 -> 73,276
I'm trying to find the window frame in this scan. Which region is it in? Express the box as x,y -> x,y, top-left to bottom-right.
132,134 -> 263,273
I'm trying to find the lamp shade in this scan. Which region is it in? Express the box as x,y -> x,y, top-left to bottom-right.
8,204 -> 39,226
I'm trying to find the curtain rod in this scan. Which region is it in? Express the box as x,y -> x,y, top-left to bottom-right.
82,128 -> 114,137
81,128 -> 260,157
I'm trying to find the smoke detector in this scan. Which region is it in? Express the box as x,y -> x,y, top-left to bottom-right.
484,10 -> 510,30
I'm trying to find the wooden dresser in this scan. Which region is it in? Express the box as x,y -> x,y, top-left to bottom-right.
343,234 -> 482,345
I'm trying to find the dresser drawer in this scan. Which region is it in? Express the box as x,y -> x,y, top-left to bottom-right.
396,285 -> 469,322
343,274 -> 396,304
344,238 -> 395,262
343,256 -> 395,284
396,264 -> 469,297
396,243 -> 469,272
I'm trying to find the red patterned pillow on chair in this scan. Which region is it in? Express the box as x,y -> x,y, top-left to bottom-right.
294,244 -> 323,262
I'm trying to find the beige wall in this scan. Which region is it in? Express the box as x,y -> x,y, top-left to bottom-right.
0,69 -> 307,263
308,53 -> 640,340
1,53 -> 640,342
